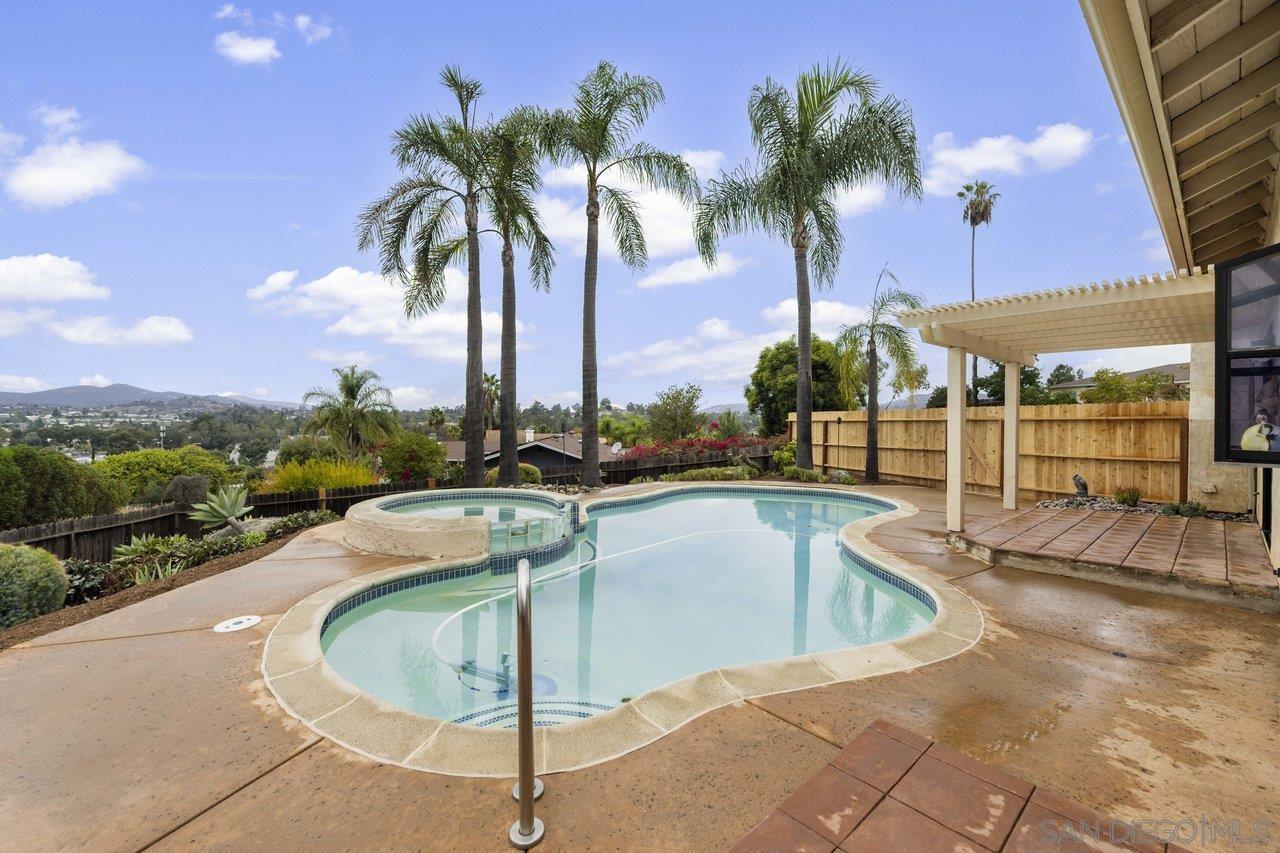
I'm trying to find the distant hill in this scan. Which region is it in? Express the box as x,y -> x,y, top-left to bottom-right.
883,392 -> 931,411
0,383 -> 302,411
699,402 -> 751,415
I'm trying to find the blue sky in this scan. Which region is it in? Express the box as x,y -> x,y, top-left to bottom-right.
0,1 -> 1185,408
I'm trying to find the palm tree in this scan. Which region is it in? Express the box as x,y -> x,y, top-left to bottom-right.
957,180 -> 999,404
835,266 -> 924,484
535,61 -> 700,487
481,111 -> 554,485
425,406 -> 446,439
356,66 -> 488,486
696,60 -> 921,470
482,372 -> 500,432
302,365 -> 398,459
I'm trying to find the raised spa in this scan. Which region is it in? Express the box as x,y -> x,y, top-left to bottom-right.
322,488 -> 935,728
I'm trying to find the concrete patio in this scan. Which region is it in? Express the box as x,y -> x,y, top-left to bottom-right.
1,485 -> 1276,851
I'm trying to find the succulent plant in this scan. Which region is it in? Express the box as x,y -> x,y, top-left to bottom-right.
188,485 -> 254,532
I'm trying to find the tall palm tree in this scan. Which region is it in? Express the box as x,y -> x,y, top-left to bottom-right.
535,61 -> 700,487
835,266 -> 924,484
957,180 -> 999,404
696,60 -> 921,470
481,111 -> 554,485
357,66 -> 489,486
302,365 -> 398,459
482,372 -> 500,432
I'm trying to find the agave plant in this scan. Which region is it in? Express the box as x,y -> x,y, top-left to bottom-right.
189,485 -> 254,532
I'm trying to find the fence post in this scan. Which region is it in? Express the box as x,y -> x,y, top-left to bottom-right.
318,487 -> 327,512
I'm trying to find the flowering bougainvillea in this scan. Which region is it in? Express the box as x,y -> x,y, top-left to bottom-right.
618,435 -> 782,461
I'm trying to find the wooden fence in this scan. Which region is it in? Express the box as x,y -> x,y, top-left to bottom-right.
790,400 -> 1190,503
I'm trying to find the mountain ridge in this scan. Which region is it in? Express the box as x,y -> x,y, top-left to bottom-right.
0,383 -> 302,410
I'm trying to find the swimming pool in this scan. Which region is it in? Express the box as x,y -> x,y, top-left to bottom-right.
321,487 -> 934,728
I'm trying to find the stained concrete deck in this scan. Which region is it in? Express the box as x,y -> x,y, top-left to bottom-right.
957,506 -> 1279,608
1,486 -> 1277,851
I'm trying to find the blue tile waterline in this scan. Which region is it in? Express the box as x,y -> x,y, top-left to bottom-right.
321,486 -> 936,725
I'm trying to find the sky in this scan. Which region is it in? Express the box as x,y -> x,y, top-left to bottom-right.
0,1 -> 1189,409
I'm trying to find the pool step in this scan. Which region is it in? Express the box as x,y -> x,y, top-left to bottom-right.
451,698 -> 615,729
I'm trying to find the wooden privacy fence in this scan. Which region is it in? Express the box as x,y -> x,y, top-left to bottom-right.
540,447 -> 777,485
791,401 -> 1190,503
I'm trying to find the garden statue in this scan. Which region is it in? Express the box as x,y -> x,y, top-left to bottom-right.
1072,473 -> 1088,498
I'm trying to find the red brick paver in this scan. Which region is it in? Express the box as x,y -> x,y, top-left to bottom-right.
734,721 -> 1189,853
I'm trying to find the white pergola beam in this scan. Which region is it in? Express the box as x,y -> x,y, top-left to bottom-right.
947,347 -> 966,533
1161,3 -> 1280,102
1177,103 -> 1280,178
1003,363 -> 1020,511
1169,57 -> 1280,147
923,323 -> 1035,367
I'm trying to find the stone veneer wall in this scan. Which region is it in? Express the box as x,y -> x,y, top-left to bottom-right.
1188,341 -> 1253,513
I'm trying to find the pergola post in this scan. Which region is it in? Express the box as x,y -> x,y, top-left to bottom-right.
946,347 -> 967,532
1003,362 -> 1020,510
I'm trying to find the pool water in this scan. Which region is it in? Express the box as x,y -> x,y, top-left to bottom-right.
382,497 -> 558,522
321,490 -> 933,727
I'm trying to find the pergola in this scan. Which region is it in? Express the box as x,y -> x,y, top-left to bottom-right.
896,268 -> 1214,532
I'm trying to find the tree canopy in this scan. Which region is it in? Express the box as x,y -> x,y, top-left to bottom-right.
747,337 -> 853,436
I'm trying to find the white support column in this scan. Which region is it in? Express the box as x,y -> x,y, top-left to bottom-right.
1003,362 -> 1020,510
1270,472 -> 1280,570
947,347 -> 967,532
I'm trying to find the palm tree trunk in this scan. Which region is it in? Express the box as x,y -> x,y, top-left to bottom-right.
865,340 -> 880,484
580,183 -> 602,487
498,230 -> 519,487
793,239 -> 814,470
969,224 -> 978,406
463,192 -> 485,487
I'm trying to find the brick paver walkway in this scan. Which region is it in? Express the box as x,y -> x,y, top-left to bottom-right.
733,720 -> 1191,852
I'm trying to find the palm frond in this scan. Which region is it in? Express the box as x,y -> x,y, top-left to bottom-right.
694,164 -> 768,266
598,184 -> 647,270
606,142 -> 700,202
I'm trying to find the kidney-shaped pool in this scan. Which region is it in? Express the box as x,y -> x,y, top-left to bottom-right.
320,487 -> 935,728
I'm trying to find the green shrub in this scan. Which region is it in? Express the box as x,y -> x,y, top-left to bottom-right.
0,446 -> 124,528
629,476 -> 655,485
276,434 -> 344,467
0,544 -> 68,628
109,528 -> 276,588
772,441 -> 796,469
62,558 -> 117,605
162,475 -> 210,505
1113,487 -> 1141,507
379,432 -> 447,482
442,461 -> 466,486
1179,500 -> 1207,518
239,530 -> 267,549
260,459 -> 378,491
1160,502 -> 1180,516
92,446 -> 230,504
782,465 -> 828,484
484,463 -> 542,487
660,465 -> 754,482
828,470 -> 856,486
265,509 -> 339,539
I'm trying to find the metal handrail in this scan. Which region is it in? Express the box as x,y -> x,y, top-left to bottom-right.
509,557 -> 544,849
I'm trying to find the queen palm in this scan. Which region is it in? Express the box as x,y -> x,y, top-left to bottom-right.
536,61 -> 700,487
357,66 -> 488,486
695,60 -> 921,470
835,266 -> 924,484
481,112 -> 554,485
482,373 -> 500,431
957,180 -> 999,404
302,365 -> 398,460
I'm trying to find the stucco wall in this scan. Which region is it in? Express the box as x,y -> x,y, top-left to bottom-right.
1188,342 -> 1253,512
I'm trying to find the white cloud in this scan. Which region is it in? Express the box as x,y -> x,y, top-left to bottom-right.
0,254 -> 111,302
0,307 -> 53,337
215,31 -> 281,65
48,314 -> 193,346
637,252 -> 752,288
1137,227 -> 1170,264
680,149 -> 725,179
834,183 -> 887,217
255,265 -> 521,362
923,122 -> 1094,195
79,373 -> 111,387
31,105 -> 82,137
530,390 -> 580,406
4,137 -> 147,208
391,386 -> 461,409
1062,344 -> 1191,378
0,375 -> 51,392
607,295 -> 870,386
246,269 -> 298,300
294,14 -> 333,43
308,347 -> 376,365
0,123 -> 23,159
213,3 -> 252,24
251,386 -> 269,398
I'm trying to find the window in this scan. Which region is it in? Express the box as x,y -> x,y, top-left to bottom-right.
1216,242 -> 1280,464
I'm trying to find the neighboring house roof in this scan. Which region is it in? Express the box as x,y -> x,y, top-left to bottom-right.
443,434 -> 619,464
1047,362 -> 1191,392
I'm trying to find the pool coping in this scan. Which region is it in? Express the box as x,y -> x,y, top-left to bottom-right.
260,481 -> 985,778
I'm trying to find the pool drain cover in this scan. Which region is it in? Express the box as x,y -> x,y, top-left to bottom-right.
213,615 -> 262,633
